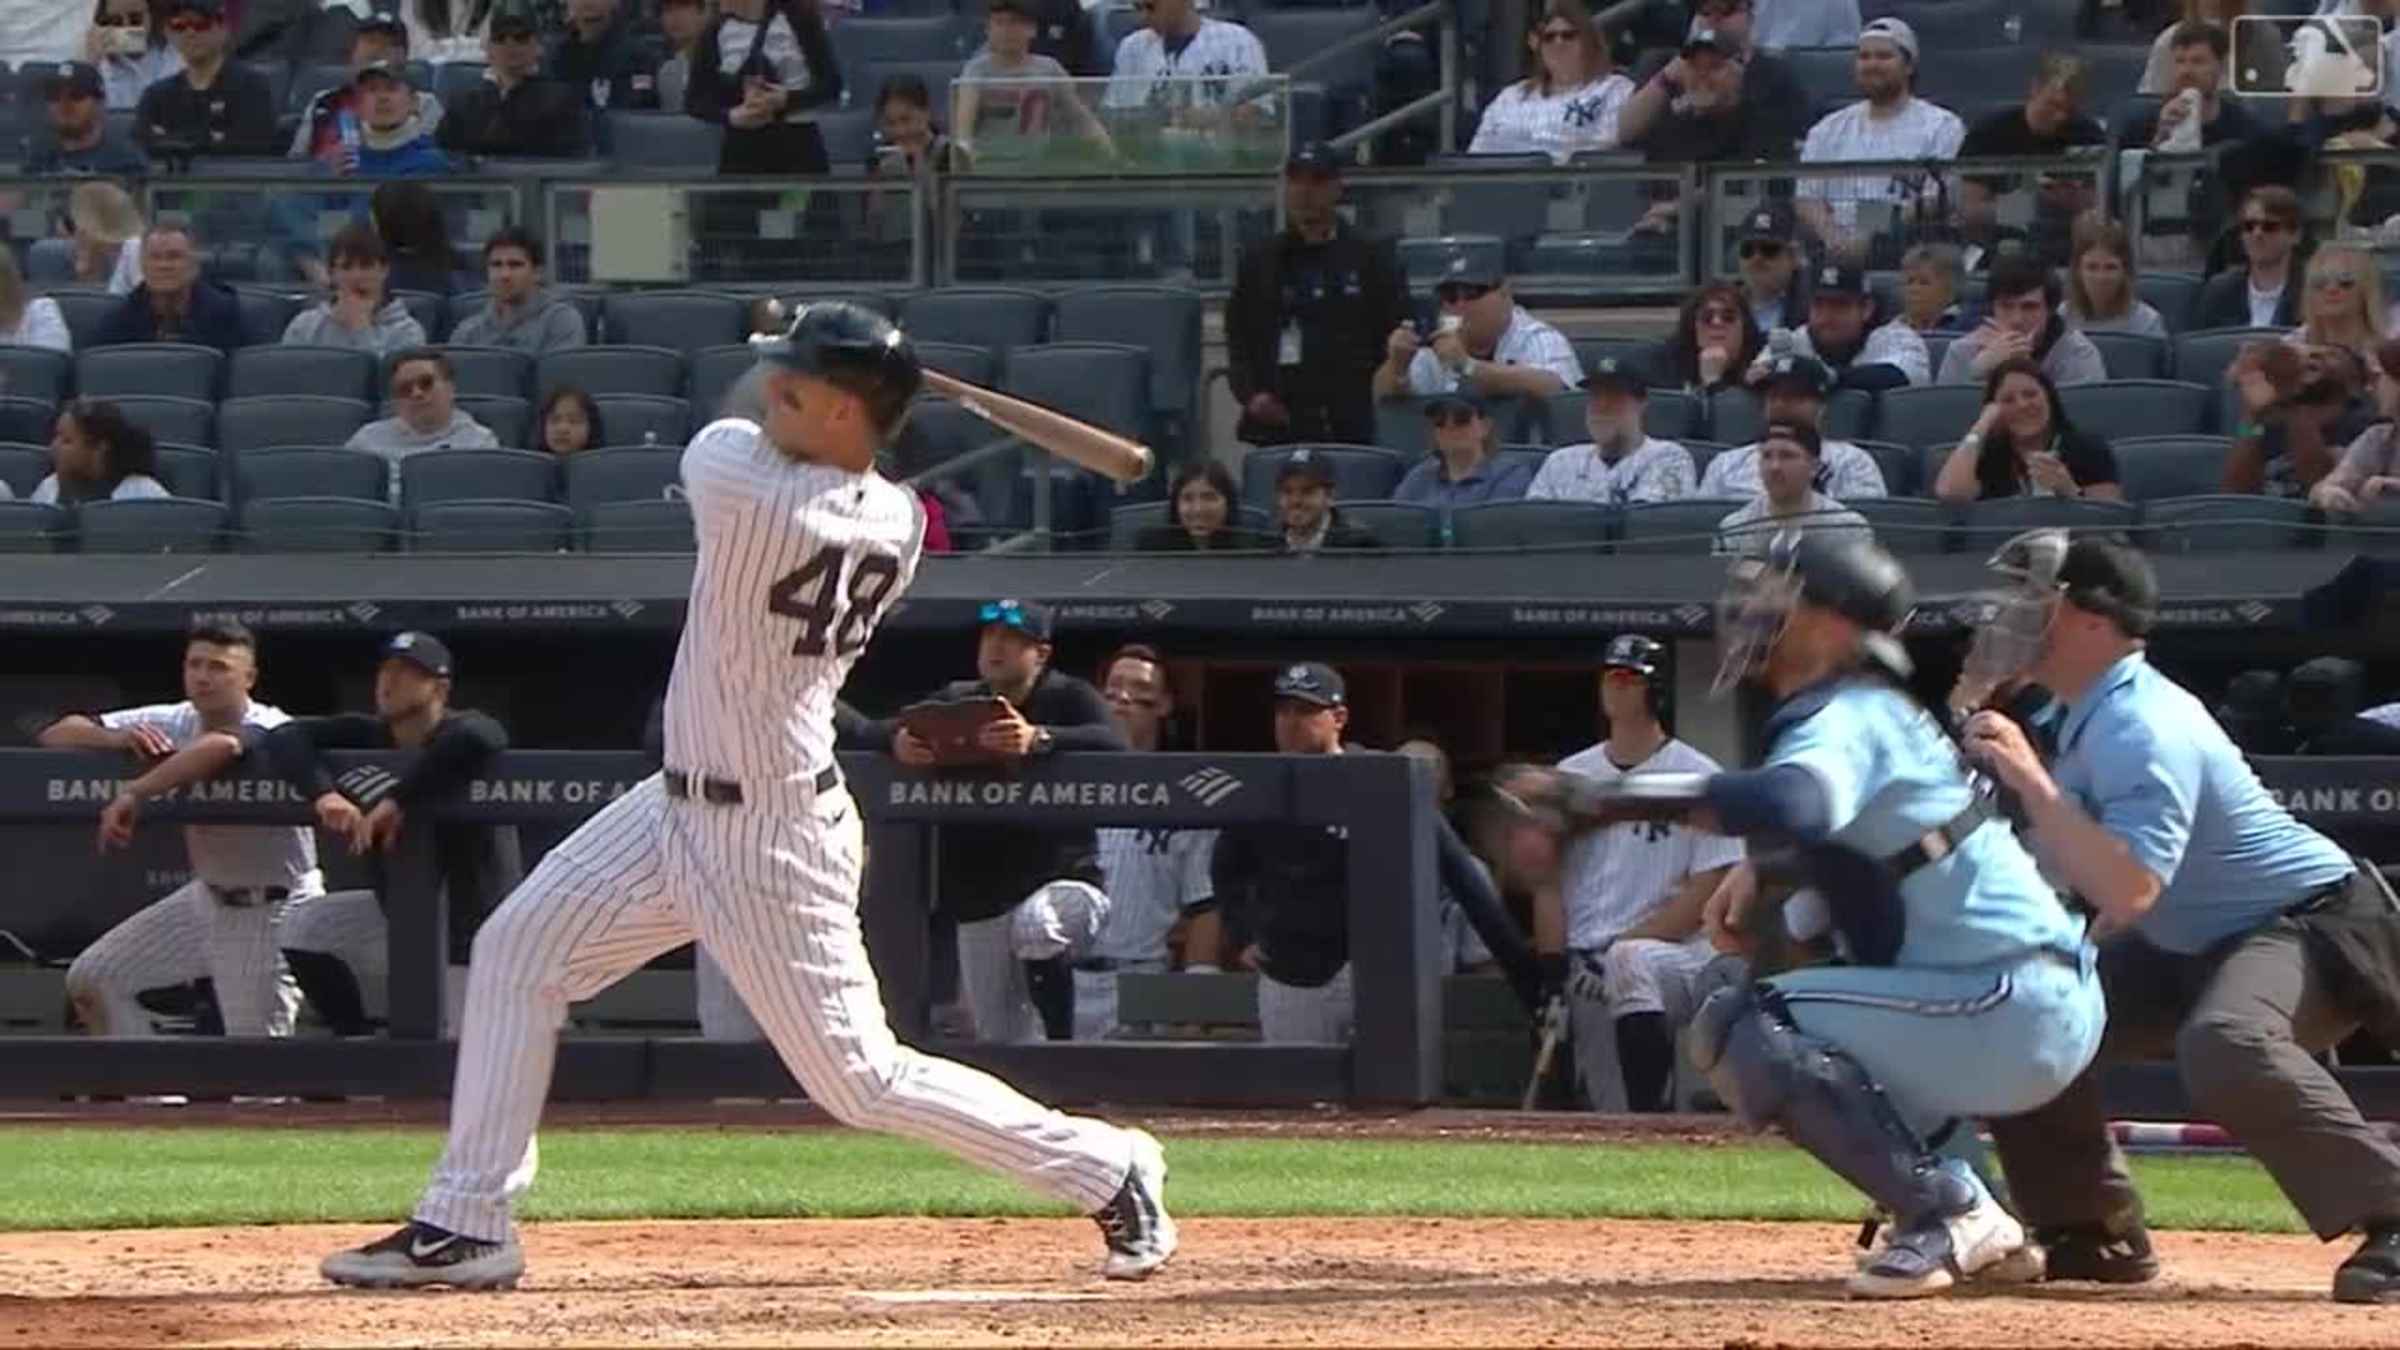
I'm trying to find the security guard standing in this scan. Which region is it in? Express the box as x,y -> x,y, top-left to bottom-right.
1961,532 -> 2400,1304
1225,142 -> 1411,447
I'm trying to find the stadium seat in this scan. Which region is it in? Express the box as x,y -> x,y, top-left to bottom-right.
1333,499 -> 1439,549
152,445 -> 218,500
1876,384 -> 1986,452
1372,395 -> 1537,459
1246,8 -> 1377,102
1106,501 -> 1274,551
912,341 -> 998,387
1857,439 -> 1919,496
538,345 -> 688,400
238,496 -> 401,553
459,394 -> 533,449
237,447 -> 390,504
216,395 -> 370,455
1780,46 -> 1857,110
391,289 -> 446,341
1960,496 -> 2139,550
107,394 -> 215,448
688,344 -> 758,418
230,287 -> 304,346
2084,332 -> 2168,380
1239,445 -> 1407,507
891,395 -> 1007,491
605,112 -> 725,170
1872,0 -> 2024,46
1617,499 -> 1747,555
900,288 -> 1049,351
2140,494 -> 2313,552
1540,389 -> 1700,446
228,345 -> 378,402
48,291 -> 118,351
435,61 -> 488,107
0,443 -> 47,497
1915,45 -> 2044,108
1446,499 -> 1614,552
1397,234 -> 1506,288
0,346 -> 70,405
412,499 -> 574,553
816,107 -> 875,167
420,346 -> 536,400
0,500 -> 69,553
588,395 -> 691,449
580,497 -> 695,553
402,448 -> 559,516
0,398 -> 54,445
77,496 -> 225,552
1707,387 -> 1873,446
829,14 -> 967,88
1002,342 -> 1149,439
1850,497 -> 1952,554
75,344 -> 223,402
2172,327 -> 2283,387
2111,434 -> 2233,501
563,448 -> 682,511
599,292 -> 745,351
1053,285 -> 1204,438
2137,273 -> 2202,333
1682,439 -> 1729,479
2059,380 -> 2211,440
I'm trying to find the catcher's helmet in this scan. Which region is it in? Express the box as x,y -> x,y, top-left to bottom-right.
1714,532 -> 1916,693
752,300 -> 922,435
1790,533 -> 1915,633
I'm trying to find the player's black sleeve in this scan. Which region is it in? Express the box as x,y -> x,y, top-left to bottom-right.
392,711 -> 509,807
1210,829 -> 1260,951
833,699 -> 881,750
261,713 -> 387,800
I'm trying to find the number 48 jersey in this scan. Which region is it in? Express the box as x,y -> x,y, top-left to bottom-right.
663,417 -> 925,788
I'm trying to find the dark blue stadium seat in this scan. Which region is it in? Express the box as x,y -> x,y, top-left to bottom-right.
1617,498 -> 1747,555
1246,8 -> 1376,103
48,291 -> 118,352
605,112 -> 725,170
0,346 -> 71,405
77,497 -> 226,552
912,341 -> 999,387
1446,499 -> 1613,552
0,500 -> 69,553
108,394 -> 215,448
599,292 -> 745,351
2084,332 -> 2168,381
2112,434 -> 2233,501
563,448 -> 682,511
1960,496 -> 2140,549
1239,445 -> 1406,508
400,448 -> 560,517
1334,499 -> 1439,549
238,497 -> 401,553
830,14 -> 969,91
1850,497 -> 1952,554
231,286 -> 304,346
237,447 -> 390,504
2141,494 -> 2313,552
412,499 -> 574,553
1053,285 -> 1205,437
2137,273 -> 2202,333
152,445 -> 219,500
229,345 -> 378,402
75,344 -> 223,402
1002,342 -> 1149,439
1876,384 -> 1986,452
1780,46 -> 1858,111
1106,501 -> 1274,551
421,346 -> 536,401
580,497 -> 696,553
2059,380 -> 2211,440
1397,234 -> 1506,288
435,62 -> 488,108
217,395 -> 369,455
587,394 -> 690,449
0,398 -> 54,445
687,344 -> 757,419
2172,327 -> 2282,388
1857,439 -> 1919,497
900,288 -> 1049,351
538,345 -> 687,401
391,290 -> 446,343
0,443 -> 47,497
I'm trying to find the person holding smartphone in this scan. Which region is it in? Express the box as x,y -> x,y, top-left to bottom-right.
1933,356 -> 2123,505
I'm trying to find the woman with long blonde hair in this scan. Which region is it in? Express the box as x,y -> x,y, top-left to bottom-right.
1466,0 -> 1631,163
2288,243 -> 2387,366
67,180 -> 143,293
0,247 -> 71,352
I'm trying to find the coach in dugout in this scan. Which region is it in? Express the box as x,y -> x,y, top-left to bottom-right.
262,631 -> 516,1036
1542,635 -> 1743,1111
872,599 -> 1125,1043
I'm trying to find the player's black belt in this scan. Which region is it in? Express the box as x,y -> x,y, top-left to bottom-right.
1879,795 -> 2000,883
207,884 -> 292,908
663,766 -> 840,806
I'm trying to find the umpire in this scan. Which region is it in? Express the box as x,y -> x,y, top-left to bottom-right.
1961,535 -> 2400,1303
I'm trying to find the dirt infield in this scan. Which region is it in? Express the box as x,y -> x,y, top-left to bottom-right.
1,1217 -> 2383,1347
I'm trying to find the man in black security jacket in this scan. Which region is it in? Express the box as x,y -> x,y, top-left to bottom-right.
439,7 -> 591,158
873,599 -> 1124,1042
1226,144 -> 1410,447
1213,662 -> 1359,1044
263,632 -> 516,1036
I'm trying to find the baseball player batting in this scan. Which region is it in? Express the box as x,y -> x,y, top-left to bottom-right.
321,302 -> 1175,1290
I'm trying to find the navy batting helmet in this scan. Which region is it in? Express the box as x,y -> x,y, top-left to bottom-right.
1602,633 -> 1668,721
753,300 -> 923,437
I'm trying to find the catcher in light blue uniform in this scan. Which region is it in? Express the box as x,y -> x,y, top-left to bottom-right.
1503,528 -> 2105,1298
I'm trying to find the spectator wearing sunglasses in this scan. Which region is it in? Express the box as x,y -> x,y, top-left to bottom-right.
438,6 -> 590,158
2285,243 -> 2387,369
1619,3 -> 1805,187
133,0 -> 276,159
1467,0 -> 1632,164
2195,185 -> 2307,329
1375,255 -> 1583,403
345,349 -> 500,497
1526,359 -> 1696,505
1730,204 -> 1805,332
1665,280 -> 1762,395
1394,395 -> 1535,510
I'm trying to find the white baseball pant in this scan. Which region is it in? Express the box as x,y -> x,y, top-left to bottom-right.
1566,938 -> 1740,1111
1257,964 -> 1353,1045
65,877 -> 320,1037
280,889 -> 470,1031
954,880 -> 1109,1044
413,774 -> 1135,1242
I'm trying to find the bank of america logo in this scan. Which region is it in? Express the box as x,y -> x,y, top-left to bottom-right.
2236,600 -> 2272,623
612,600 -> 644,619
1409,601 -> 1446,624
347,601 -> 381,622
79,605 -> 114,626
1674,603 -> 1709,626
1178,767 -> 1242,806
1140,600 -> 1175,621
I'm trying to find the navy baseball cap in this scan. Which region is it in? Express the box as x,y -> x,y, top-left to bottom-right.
1757,353 -> 1834,396
355,58 -> 414,85
1285,141 -> 1344,178
1437,252 -> 1503,291
1276,447 -> 1337,486
357,12 -> 407,36
979,597 -> 1055,641
1581,356 -> 1648,395
381,630 -> 454,678
1812,263 -> 1871,298
163,0 -> 225,19
1273,661 -> 1346,708
1423,393 -> 1485,421
488,4 -> 539,37
1739,203 -> 1797,242
45,62 -> 105,101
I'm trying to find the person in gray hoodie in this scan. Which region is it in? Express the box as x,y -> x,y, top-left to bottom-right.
445,225 -> 586,354
281,222 -> 426,356
347,348 -> 500,495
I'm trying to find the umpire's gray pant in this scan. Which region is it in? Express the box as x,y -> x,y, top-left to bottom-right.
1568,941 -> 1743,1112
1258,964 -> 1354,1045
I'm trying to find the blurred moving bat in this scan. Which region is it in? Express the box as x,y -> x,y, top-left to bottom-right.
920,367 -> 1154,486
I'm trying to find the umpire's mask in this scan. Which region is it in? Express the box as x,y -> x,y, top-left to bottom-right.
1712,531 -> 1805,696
1956,527 -> 2069,711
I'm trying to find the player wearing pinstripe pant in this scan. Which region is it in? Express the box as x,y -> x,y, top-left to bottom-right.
41,622 -> 323,1040
1542,636 -> 1743,1112
321,303 -> 1175,1290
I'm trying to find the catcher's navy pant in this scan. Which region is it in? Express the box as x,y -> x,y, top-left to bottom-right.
413,773 -> 1135,1241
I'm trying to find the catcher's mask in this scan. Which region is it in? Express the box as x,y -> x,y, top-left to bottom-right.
1712,531 -> 1807,695
1956,527 -> 2069,711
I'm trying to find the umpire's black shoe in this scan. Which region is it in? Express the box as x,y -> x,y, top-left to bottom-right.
2334,1226 -> 2400,1304
2036,1224 -> 2159,1284
321,1221 -> 525,1290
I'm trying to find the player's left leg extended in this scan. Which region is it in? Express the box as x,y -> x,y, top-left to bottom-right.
680,782 -> 1173,1280
205,879 -> 319,1037
281,889 -> 385,1036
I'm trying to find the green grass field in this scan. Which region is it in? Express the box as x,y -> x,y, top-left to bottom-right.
0,1128 -> 2310,1235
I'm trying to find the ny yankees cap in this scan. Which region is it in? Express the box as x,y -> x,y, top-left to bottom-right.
1276,447 -> 1337,487
1813,262 -> 1870,298
979,597 -> 1055,641
1273,661 -> 1346,708
381,630 -> 455,678
355,58 -> 415,85
1682,24 -> 1728,54
1738,202 -> 1796,242
1756,353 -> 1833,396
1438,252 -> 1503,291
45,62 -> 105,101
1285,141 -> 1344,178
1580,356 -> 1649,395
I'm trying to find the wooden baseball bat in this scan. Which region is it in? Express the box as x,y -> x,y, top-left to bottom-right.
920,367 -> 1154,486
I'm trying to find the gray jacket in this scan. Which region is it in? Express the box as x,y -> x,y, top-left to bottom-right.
281,297 -> 426,356
446,290 -> 588,355
347,409 -> 501,495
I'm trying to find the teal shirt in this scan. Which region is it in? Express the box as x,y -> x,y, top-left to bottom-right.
1768,678 -> 2087,969
2054,652 -> 2355,955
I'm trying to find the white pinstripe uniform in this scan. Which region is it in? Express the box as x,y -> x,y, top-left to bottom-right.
1402,307 -> 1585,396
1525,437 -> 1697,505
1076,827 -> 1216,1040
1102,17 -> 1269,111
67,701 -> 322,1037
1553,737 -> 1743,1111
413,417 -> 1138,1243
1466,74 -> 1635,163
